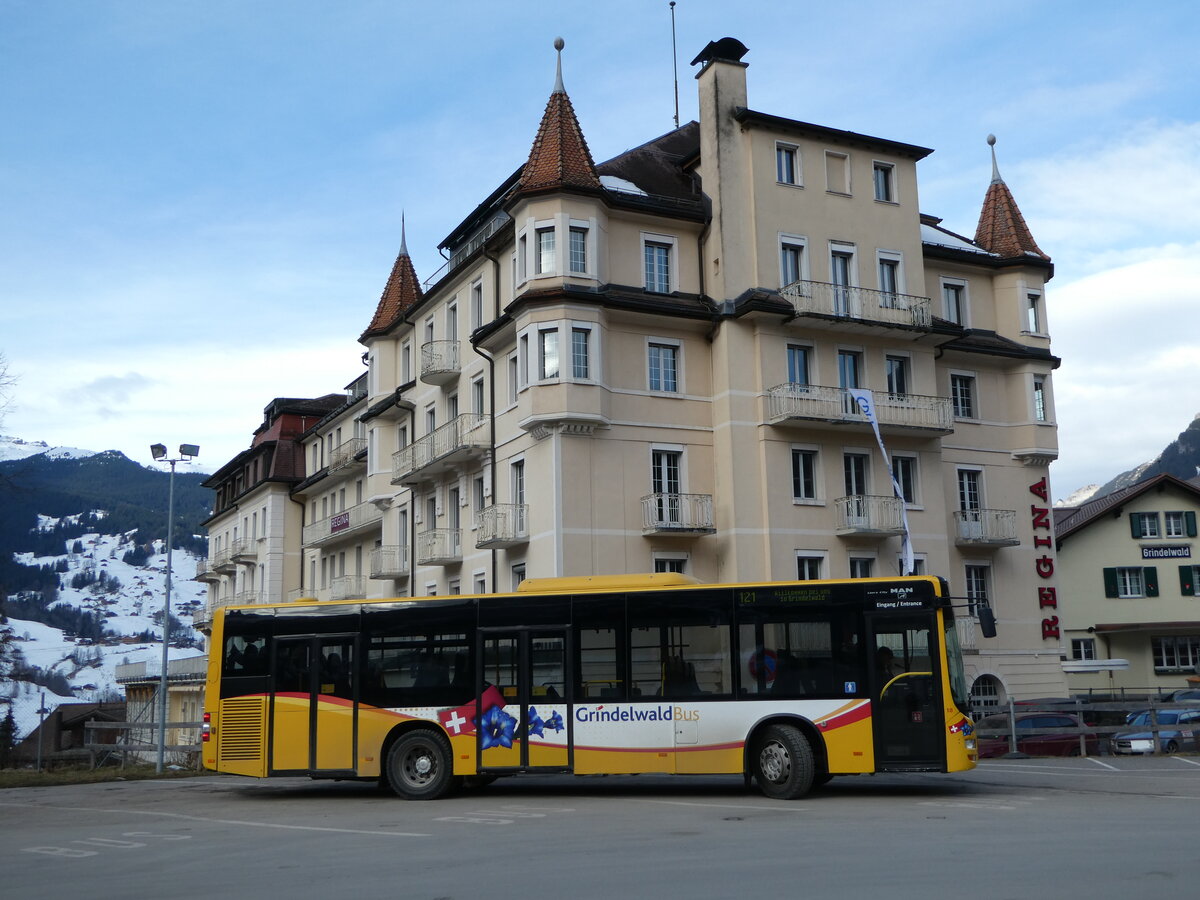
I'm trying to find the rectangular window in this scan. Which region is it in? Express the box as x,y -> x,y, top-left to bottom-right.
873,162 -> 895,202
943,281 -> 965,325
511,460 -> 525,506
472,377 -> 485,415
402,342 -> 412,383
1033,376 -> 1047,422
957,469 -> 982,511
792,449 -> 817,501
539,328 -> 560,380
471,280 -> 484,330
654,557 -> 688,574
830,248 -> 854,315
965,565 -> 990,615
446,302 -> 458,341
518,234 -> 528,282
891,455 -> 917,505
1165,511 -> 1186,538
651,448 -> 682,498
1117,567 -> 1145,598
825,151 -> 850,194
518,334 -> 529,388
951,374 -> 976,418
473,475 -> 485,515
885,355 -> 909,396
572,327 -> 590,379
536,227 -> 555,275
786,344 -> 810,386
849,557 -> 873,578
878,256 -> 900,302
1153,636 -> 1200,673
1071,638 -> 1096,661
569,227 -> 587,274
511,564 -> 526,590
776,143 -> 799,185
507,354 -> 519,403
781,241 -> 804,288
644,241 -> 671,293
844,452 -> 869,496
797,555 -> 822,580
1132,512 -> 1160,539
648,342 -> 679,392
1026,293 -> 1042,333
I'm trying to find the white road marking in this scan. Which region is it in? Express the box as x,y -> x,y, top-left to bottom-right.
1086,757 -> 1119,770
0,801 -> 428,837
1172,755 -> 1200,767
633,799 -> 810,812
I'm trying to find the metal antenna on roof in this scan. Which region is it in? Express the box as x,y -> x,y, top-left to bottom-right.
987,133 -> 1003,184
670,2 -> 680,128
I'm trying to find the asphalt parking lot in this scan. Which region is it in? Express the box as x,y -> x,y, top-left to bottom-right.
2,758 -> 1199,899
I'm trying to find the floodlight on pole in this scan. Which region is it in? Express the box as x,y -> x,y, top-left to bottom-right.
148,442 -> 198,774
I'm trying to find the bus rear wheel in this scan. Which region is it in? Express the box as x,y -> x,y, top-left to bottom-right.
386,729 -> 457,800
754,724 -> 814,800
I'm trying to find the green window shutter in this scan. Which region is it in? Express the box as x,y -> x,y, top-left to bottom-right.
1144,567 -> 1159,597
1129,514 -> 1143,538
1103,567 -> 1119,597
1181,565 -> 1196,597
1186,511 -> 1197,537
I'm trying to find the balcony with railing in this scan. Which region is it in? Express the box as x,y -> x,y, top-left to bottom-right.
210,547 -> 236,574
641,493 -> 716,535
834,495 -> 905,536
330,575 -> 366,601
417,528 -> 462,565
782,279 -> 932,330
476,503 -> 529,549
421,340 -> 461,385
287,588 -> 328,603
369,545 -> 410,580
953,509 -> 1020,547
194,558 -> 218,583
231,538 -> 259,565
302,500 -> 383,547
765,384 -> 953,434
391,413 -> 490,485
233,590 -> 263,607
329,437 -> 367,472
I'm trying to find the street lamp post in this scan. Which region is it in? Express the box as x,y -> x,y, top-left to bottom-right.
149,442 -> 198,774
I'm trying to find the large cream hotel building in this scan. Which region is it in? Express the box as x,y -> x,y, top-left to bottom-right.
198,38 -> 1069,711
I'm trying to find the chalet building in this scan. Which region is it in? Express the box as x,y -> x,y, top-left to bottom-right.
1055,474 -> 1200,695
200,37 -> 1068,709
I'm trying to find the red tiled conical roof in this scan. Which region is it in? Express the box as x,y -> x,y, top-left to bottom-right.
362,224 -> 422,339
974,138 -> 1049,261
517,48 -> 601,195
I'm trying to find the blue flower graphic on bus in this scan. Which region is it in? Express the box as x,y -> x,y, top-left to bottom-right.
527,707 -> 546,738
480,704 -> 518,750
544,710 -> 564,733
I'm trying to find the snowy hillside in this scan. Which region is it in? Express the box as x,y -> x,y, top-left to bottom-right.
0,434 -> 97,462
4,524 -> 207,742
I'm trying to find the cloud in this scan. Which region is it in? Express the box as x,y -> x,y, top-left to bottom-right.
75,372 -> 156,404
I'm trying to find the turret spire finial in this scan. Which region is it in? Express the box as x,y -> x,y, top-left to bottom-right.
553,37 -> 565,93
987,133 -> 1002,184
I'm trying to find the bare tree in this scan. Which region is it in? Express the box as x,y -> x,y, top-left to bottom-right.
0,351 -> 13,429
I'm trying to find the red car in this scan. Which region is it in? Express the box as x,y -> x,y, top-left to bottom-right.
976,712 -> 1100,758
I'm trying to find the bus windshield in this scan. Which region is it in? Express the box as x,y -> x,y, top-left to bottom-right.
943,613 -> 970,713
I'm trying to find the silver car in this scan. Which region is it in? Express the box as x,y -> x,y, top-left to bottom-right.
1112,709 -> 1200,754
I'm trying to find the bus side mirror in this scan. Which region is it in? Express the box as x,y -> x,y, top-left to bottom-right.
978,606 -> 997,639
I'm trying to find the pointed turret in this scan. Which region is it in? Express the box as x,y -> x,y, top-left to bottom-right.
974,134 -> 1050,261
516,38 -> 602,196
361,215 -> 423,339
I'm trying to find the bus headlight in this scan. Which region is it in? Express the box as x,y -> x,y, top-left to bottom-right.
964,738 -> 976,751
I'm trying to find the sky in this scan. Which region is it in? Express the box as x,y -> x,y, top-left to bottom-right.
1,0 -> 1198,503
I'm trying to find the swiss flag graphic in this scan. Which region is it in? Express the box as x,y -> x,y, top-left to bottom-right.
438,685 -> 507,736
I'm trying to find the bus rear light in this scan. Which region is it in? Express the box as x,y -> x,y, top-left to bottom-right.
202,711 -> 211,743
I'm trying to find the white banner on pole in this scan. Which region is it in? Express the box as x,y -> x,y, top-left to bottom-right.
847,388 -> 915,576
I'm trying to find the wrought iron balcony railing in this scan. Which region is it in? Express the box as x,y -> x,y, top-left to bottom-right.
765,383 -> 953,433
953,509 -> 1020,546
476,503 -> 530,548
834,495 -> 905,536
641,493 -> 716,535
782,279 -> 932,329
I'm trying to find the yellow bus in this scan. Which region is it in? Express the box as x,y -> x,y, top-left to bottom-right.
202,574 -> 980,800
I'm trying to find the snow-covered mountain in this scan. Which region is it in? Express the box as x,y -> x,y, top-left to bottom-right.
3,525 -> 207,742
0,434 -> 97,463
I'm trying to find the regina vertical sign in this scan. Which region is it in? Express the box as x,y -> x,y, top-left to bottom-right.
1029,477 -> 1059,640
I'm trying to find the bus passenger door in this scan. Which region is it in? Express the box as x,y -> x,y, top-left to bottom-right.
270,635 -> 356,774
867,615 -> 945,771
478,628 -> 571,773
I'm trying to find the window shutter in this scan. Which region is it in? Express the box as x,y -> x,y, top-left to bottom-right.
1186,511 -> 1197,537
1144,567 -> 1159,597
1180,565 -> 1196,597
1103,567 -> 1119,598
1129,514 -> 1143,538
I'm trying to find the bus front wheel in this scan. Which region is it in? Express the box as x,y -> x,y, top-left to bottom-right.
386,730 -> 457,800
753,724 -> 815,800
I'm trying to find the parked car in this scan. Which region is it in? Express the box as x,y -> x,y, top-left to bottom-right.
1112,709 -> 1200,754
976,712 -> 1100,758
1162,689 -> 1200,703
